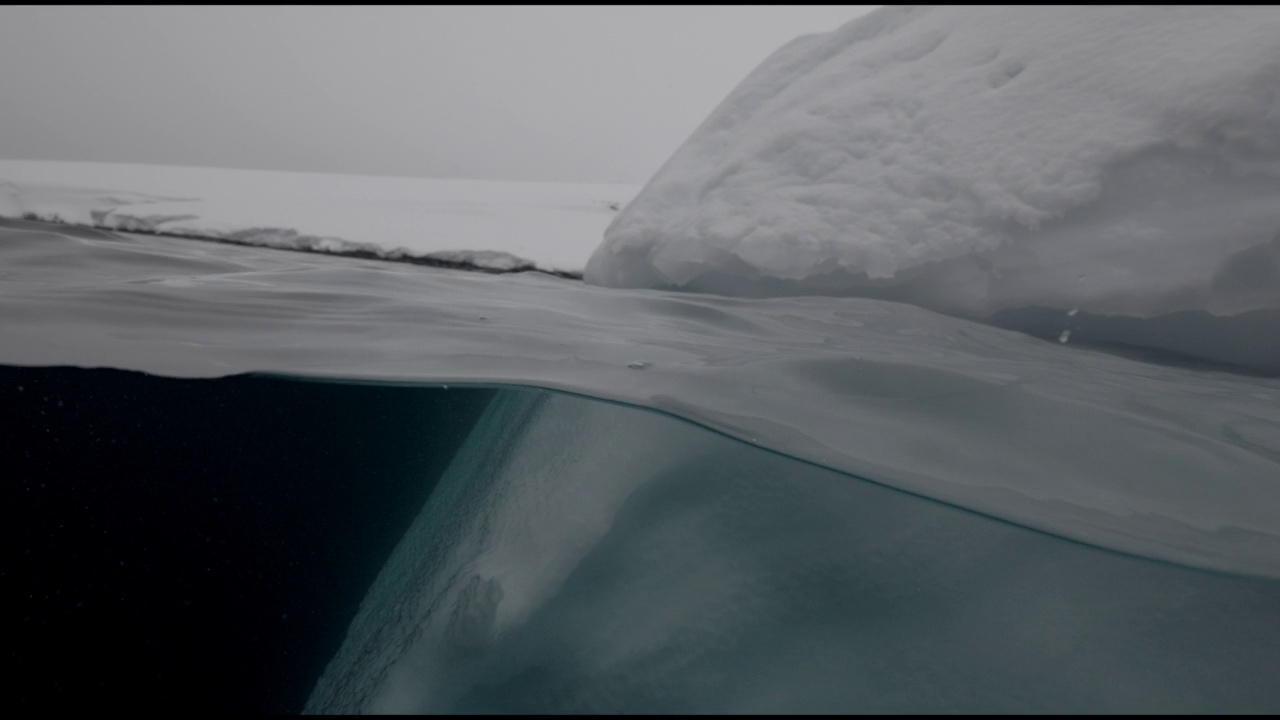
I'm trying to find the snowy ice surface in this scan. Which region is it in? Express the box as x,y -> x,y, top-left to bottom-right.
586,6 -> 1280,321
0,161 -> 638,274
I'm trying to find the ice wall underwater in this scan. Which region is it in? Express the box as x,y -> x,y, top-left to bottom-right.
307,388 -> 1280,714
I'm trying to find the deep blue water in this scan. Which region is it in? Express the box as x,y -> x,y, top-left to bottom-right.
3,218 -> 1280,713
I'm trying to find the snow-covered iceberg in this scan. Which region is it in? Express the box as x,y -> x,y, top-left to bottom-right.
585,6 -> 1280,367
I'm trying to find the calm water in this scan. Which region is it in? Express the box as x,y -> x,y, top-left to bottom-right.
3,218 -> 1280,712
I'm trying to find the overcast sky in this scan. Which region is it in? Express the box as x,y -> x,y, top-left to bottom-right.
0,6 -> 875,184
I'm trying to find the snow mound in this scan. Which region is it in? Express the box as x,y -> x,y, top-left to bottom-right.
585,6 -> 1280,323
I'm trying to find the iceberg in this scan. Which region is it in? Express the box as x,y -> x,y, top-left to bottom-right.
585,6 -> 1280,368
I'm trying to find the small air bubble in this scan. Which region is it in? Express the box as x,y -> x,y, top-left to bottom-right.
627,361 -> 651,370
1067,308 -> 1079,317
1058,330 -> 1071,344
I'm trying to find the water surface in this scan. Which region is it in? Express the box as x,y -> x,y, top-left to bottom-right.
3,218 -> 1280,712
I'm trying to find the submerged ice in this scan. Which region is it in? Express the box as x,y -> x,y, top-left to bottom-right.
586,6 -> 1280,365
307,388 -> 1280,714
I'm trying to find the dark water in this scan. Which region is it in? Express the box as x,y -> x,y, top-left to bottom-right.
0,366 -> 492,713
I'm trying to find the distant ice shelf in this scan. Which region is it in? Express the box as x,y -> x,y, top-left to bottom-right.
0,160 -> 639,276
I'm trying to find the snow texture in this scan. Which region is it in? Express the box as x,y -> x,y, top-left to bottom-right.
585,6 -> 1280,320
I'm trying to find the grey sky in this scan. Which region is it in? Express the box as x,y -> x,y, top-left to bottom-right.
0,6 -> 875,184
